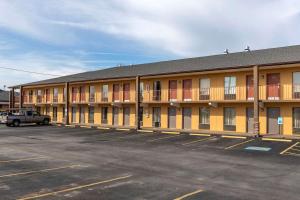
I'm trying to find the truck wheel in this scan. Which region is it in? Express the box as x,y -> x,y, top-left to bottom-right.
43,119 -> 49,125
13,120 -> 20,127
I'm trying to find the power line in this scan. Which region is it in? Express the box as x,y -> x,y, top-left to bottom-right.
0,66 -> 61,77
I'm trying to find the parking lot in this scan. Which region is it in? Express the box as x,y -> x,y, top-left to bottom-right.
0,125 -> 299,200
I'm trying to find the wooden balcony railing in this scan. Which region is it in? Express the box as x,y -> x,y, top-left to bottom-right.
152,90 -> 161,101
293,84 -> 300,99
199,88 -> 210,100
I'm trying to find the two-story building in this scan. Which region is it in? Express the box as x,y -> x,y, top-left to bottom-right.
10,45 -> 300,137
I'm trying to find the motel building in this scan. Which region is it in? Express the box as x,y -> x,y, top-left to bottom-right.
8,45 -> 300,137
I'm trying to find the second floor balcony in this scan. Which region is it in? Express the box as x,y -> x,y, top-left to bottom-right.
152,90 -> 161,101
224,86 -> 236,100
53,96 -> 58,103
199,88 -> 210,100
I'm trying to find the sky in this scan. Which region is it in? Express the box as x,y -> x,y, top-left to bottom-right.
1,0 -> 300,88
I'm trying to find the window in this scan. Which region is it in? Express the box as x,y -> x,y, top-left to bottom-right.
72,87 -> 77,102
36,107 -> 41,113
200,78 -> 210,100
45,89 -> 50,103
224,76 -> 236,100
63,87 -> 67,102
101,107 -> 108,124
123,83 -> 130,101
183,79 -> 192,101
293,72 -> 300,99
72,107 -> 76,123
139,107 -> 143,126
62,106 -> 65,121
37,89 -> 42,103
224,107 -> 236,131
45,106 -> 50,115
199,107 -> 210,129
29,90 -> 33,103
27,111 -> 33,116
102,85 -> 108,102
53,107 -> 57,121
23,91 -> 28,103
80,86 -> 85,102
153,81 -> 161,101
139,82 -> 144,101
88,106 -> 94,124
89,86 -> 95,102
113,84 -> 120,102
152,107 -> 161,127
293,108 -> 300,134
53,88 -> 58,103
169,80 -> 177,101
79,106 -> 85,124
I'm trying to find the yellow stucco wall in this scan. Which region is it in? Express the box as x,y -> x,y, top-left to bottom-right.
21,65 -> 300,135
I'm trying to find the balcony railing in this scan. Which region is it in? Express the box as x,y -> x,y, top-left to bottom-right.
224,86 -> 236,100
80,95 -> 86,102
199,88 -> 210,100
266,84 -> 280,100
29,96 -> 33,103
293,84 -> 300,99
37,96 -> 43,103
152,90 -> 161,101
123,93 -> 130,102
89,96 -> 95,103
168,89 -> 177,101
53,97 -> 58,103
101,96 -> 108,102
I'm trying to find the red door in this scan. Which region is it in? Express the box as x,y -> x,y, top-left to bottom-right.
113,84 -> 120,101
183,79 -> 192,100
123,83 -> 130,101
72,87 -> 77,102
169,80 -> 177,101
267,74 -> 280,100
46,89 -> 50,102
80,86 -> 85,102
246,75 -> 254,100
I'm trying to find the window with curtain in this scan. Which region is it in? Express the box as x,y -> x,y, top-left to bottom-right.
88,106 -> 94,124
224,76 -> 236,94
102,85 -> 108,101
89,86 -> 95,102
139,82 -> 144,100
153,81 -> 161,101
101,107 -> 108,124
152,107 -> 161,127
293,108 -> 300,133
52,107 -> 57,121
293,72 -> 300,98
224,107 -> 236,130
200,107 -> 210,124
53,88 -> 58,102
200,78 -> 210,100
72,107 -> 76,123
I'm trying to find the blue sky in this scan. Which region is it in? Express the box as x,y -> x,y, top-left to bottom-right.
1,0 -> 300,88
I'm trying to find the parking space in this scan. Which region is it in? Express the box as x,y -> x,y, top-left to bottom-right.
0,125 -> 300,199
280,142 -> 300,157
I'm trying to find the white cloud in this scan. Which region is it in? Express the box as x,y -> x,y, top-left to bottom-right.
1,0 -> 300,87
1,0 -> 300,56
0,53 -> 87,87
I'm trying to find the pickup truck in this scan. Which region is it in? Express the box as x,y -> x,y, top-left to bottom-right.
2,110 -> 51,127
